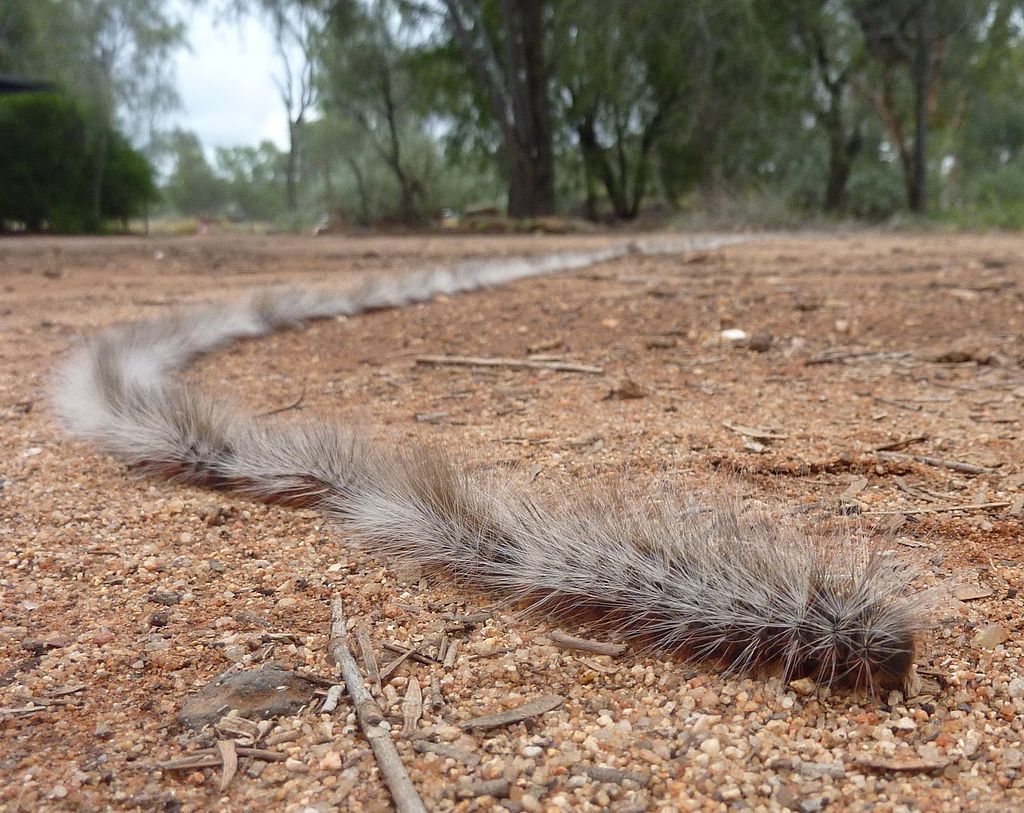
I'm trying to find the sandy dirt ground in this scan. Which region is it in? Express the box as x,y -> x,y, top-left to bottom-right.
1,231 -> 1023,812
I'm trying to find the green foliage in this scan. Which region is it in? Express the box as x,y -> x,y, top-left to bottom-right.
0,93 -> 155,232
7,0 -> 1024,230
161,130 -> 231,219
101,130 -> 160,221
216,142 -> 289,221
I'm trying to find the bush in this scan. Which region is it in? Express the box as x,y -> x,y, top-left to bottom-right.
0,93 -> 156,232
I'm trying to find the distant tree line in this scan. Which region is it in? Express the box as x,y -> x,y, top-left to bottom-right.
3,0 -> 1024,231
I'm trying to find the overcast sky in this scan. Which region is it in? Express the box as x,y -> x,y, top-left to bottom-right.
172,5 -> 290,153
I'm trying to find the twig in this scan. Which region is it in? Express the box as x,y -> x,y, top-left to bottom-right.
329,599 -> 427,813
416,355 -> 603,375
379,647 -> 418,683
873,397 -> 921,412
256,389 -> 306,417
874,436 -> 928,452
383,642 -> 437,665
156,747 -> 286,771
875,450 -> 997,475
863,501 -> 1011,516
459,694 -> 565,730
547,630 -> 627,657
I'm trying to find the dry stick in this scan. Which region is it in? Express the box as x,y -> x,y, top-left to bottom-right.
379,647 -> 418,683
874,435 -> 929,452
256,389 -> 306,417
383,642 -> 437,665
329,599 -> 428,813
875,450 -> 997,475
459,695 -> 565,731
547,629 -> 627,657
416,355 -> 603,375
863,501 -> 1011,516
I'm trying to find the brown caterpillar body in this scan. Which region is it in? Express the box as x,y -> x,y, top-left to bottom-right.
52,240 -> 926,692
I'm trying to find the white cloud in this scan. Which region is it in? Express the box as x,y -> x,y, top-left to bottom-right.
172,6 -> 290,153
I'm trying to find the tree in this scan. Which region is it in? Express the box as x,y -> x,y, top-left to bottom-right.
0,93 -> 155,232
852,0 -> 988,213
320,0 -> 427,223
229,0 -> 327,211
438,0 -> 556,217
561,1 -> 716,220
161,129 -> 230,218
1,0 -> 185,228
216,141 -> 289,220
764,0 -> 868,212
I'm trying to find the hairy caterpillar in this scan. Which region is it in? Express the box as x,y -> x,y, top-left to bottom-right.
52,239 -> 926,692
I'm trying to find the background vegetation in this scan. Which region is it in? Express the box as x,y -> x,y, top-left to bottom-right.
2,0 -> 1024,232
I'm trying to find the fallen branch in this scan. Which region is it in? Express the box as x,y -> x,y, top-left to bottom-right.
329,599 -> 427,813
416,355 -> 603,375
256,389 -> 306,417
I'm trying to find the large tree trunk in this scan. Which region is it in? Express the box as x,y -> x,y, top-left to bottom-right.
822,121 -> 862,213
502,0 -> 554,217
909,0 -> 934,214
444,0 -> 555,218
380,62 -> 420,224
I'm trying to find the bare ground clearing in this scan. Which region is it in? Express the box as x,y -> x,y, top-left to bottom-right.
1,232 -> 1022,812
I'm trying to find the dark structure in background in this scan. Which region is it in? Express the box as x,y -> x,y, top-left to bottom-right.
0,75 -> 55,94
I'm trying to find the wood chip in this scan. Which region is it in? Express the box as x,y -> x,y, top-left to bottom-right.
459,694 -> 565,730
546,629 -> 627,657
217,740 -> 238,791
356,622 -> 381,695
442,638 -> 459,670
954,585 -> 995,602
321,685 -> 345,713
401,677 -> 422,736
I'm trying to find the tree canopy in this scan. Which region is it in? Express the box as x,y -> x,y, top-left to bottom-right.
3,0 -> 1024,230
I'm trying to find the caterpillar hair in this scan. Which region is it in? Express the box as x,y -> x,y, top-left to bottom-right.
52,239 -> 927,692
